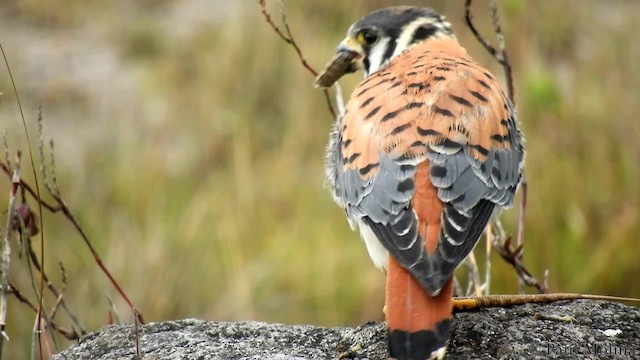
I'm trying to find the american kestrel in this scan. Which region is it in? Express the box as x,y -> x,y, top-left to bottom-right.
317,7 -> 524,360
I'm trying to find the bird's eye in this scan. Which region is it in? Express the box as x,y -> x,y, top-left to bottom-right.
357,30 -> 379,46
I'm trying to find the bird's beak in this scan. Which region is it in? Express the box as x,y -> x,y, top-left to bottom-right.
313,37 -> 363,89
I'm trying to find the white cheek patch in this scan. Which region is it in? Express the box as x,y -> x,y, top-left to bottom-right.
393,18 -> 453,58
364,37 -> 390,76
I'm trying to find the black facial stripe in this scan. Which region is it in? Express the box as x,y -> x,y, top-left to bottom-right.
411,25 -> 438,44
382,37 -> 398,65
363,57 -> 371,74
353,7 -> 454,74
353,7 -> 443,41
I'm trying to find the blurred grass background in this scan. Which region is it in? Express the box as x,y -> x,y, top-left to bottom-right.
0,0 -> 638,357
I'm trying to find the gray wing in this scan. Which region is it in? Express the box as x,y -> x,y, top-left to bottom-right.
325,108 -> 524,295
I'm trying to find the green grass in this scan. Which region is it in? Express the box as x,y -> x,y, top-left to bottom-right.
0,1 -> 639,358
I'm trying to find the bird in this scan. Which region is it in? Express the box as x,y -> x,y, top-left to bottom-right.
316,6 -> 525,360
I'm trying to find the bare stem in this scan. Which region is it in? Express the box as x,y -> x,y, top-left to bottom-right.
484,223 -> 492,295
464,0 -> 541,295
463,253 -> 483,297
494,235 -> 547,294
464,0 -> 502,62
36,117 -> 144,324
489,0 -> 515,102
25,239 -> 85,335
48,191 -> 145,324
258,0 -> 337,118
7,283 -> 80,340
1,41 -> 46,360
464,0 -> 515,103
0,151 -> 20,358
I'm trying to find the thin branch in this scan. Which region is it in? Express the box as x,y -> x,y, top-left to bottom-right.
133,306 -> 140,360
37,110 -> 57,197
484,223 -> 492,295
1,41 -> 47,360
464,0 -> 502,62
36,119 -> 144,324
47,182 -> 145,325
1,38 -> 143,356
493,235 -> 547,294
55,194 -> 142,323
516,182 -> 527,248
258,0 -> 337,118
49,286 -> 64,321
464,0 -> 515,103
463,253 -> 483,297
23,238 -> 84,335
515,181 -> 528,293
2,130 -> 9,171
0,158 -> 144,331
46,140 -> 60,197
0,162 -> 61,212
465,0 -> 539,295
489,0 -> 515,102
8,283 -> 36,312
269,0 -> 317,77
452,277 -> 464,298
7,283 -> 79,341
21,218 -> 61,354
0,101 -> 145,348
0,151 -> 20,356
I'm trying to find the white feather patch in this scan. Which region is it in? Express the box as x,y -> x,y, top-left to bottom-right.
393,18 -> 452,58
364,37 -> 390,76
430,346 -> 447,360
355,218 -> 389,271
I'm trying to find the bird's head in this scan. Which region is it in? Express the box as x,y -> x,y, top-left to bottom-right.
314,6 -> 454,88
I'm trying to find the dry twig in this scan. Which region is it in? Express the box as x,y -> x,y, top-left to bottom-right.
1,40 -> 48,360
0,41 -> 143,357
0,151 -> 20,357
21,237 -> 85,337
11,185 -> 85,337
7,283 -> 80,341
515,182 -> 528,293
488,0 -> 515,102
493,235 -> 547,293
36,116 -> 144,325
464,0 -> 514,102
48,264 -> 66,320
464,0 -> 544,295
463,253 -> 483,297
258,0 -> 337,118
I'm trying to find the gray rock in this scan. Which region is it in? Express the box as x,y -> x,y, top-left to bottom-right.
53,300 -> 639,359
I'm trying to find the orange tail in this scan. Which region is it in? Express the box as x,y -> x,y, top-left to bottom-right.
386,161 -> 452,359
386,258 -> 452,360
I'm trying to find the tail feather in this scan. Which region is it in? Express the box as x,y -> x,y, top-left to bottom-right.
386,257 -> 453,360
387,163 -> 453,360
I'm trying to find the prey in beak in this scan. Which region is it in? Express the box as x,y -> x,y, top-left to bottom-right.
313,37 -> 363,88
